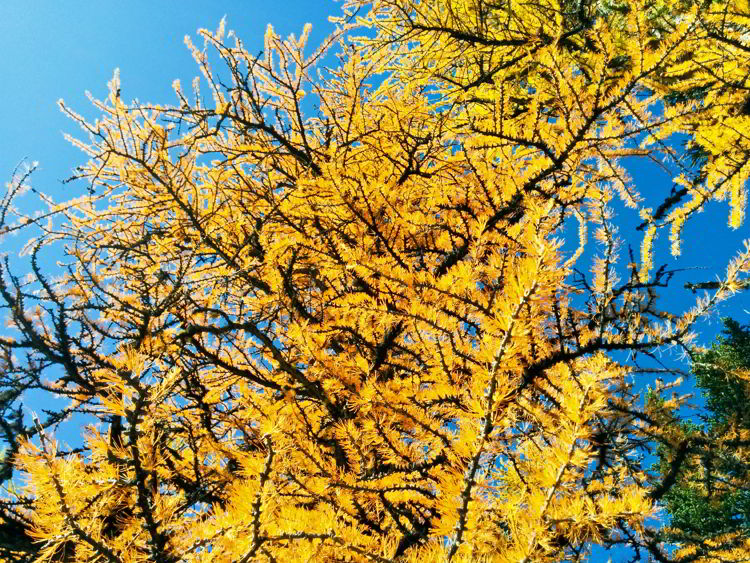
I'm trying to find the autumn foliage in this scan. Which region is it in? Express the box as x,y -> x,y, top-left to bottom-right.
2,0 -> 750,561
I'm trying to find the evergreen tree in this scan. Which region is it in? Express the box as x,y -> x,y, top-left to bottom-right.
656,319 -> 750,561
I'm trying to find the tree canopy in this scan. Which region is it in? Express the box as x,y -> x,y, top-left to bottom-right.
1,0 -> 750,561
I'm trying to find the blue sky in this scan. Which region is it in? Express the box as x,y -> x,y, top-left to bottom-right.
0,1 -> 336,223
1,3 -> 750,560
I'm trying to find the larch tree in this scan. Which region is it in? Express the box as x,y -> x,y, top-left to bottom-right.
1,0 -> 750,561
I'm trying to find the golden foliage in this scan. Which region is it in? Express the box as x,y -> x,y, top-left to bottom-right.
1,1 -> 750,561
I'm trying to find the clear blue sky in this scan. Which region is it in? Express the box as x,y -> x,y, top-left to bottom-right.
0,1 -> 336,217
1,3 -> 749,560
